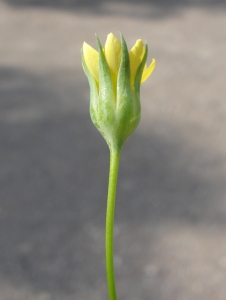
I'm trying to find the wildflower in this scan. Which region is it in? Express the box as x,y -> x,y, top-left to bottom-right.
82,33 -> 155,151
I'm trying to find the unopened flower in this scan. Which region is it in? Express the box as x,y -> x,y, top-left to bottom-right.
82,33 -> 155,151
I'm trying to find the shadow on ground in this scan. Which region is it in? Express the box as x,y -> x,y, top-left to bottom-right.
0,65 -> 225,299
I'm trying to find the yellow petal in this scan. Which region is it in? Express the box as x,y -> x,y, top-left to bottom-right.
104,33 -> 121,85
129,39 -> 145,82
141,59 -> 156,83
83,42 -> 99,83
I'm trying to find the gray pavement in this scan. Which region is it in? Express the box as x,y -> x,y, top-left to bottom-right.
1,1 -> 226,299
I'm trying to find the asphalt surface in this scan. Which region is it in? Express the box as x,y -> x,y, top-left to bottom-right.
1,1 -> 226,299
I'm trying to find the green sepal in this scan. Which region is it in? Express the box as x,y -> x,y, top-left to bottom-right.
117,34 -> 143,147
110,34 -> 135,149
96,36 -> 115,119
116,34 -> 132,109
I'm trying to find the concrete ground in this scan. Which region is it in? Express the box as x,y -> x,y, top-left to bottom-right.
1,0 -> 226,299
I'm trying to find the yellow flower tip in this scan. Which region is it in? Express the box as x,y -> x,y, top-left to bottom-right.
82,41 -> 99,83
141,58 -> 156,84
104,33 -> 122,85
107,32 -> 117,40
129,39 -> 146,84
104,33 -> 121,53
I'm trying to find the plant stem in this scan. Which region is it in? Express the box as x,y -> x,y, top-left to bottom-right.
106,148 -> 121,300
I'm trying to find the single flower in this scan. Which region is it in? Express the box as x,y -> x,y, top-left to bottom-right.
81,33 -> 156,300
82,33 -> 155,151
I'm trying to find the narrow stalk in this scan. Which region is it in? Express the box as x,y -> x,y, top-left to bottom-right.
106,148 -> 121,300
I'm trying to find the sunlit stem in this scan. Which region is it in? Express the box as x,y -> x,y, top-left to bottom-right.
106,148 -> 121,300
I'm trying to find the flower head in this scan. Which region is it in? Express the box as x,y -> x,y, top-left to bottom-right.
82,33 -> 155,151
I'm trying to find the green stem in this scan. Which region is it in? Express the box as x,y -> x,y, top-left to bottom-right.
106,148 -> 121,300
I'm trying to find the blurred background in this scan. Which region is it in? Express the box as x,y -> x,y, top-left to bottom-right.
1,0 -> 226,299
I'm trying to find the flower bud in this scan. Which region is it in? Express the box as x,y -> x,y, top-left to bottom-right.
82,33 -> 155,151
